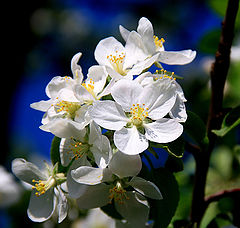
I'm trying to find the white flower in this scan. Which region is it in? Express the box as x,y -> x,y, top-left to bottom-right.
71,151 -> 162,227
59,121 -> 112,198
136,70 -> 187,122
119,17 -> 196,65
12,159 -> 68,223
0,165 -> 22,208
90,80 -> 183,155
30,52 -> 109,138
94,36 -> 160,81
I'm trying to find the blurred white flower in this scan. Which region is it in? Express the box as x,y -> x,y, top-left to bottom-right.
0,165 -> 22,208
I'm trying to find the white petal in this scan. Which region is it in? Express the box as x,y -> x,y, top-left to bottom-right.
169,96 -> 187,122
115,191 -> 149,227
12,158 -> 47,185
119,25 -> 130,42
71,166 -> 104,185
127,53 -> 159,77
46,76 -> 74,99
40,118 -> 86,138
74,84 -> 95,103
71,52 -> 84,82
124,31 -> 148,69
90,100 -> 128,130
94,37 -> 125,67
140,84 -> 176,120
128,176 -> 162,200
76,184 -> 111,209
137,17 -> 156,54
87,65 -> 108,95
109,151 -> 142,178
27,189 -> 56,222
98,77 -> 116,98
111,80 -> 143,111
66,157 -> 89,199
158,49 -> 196,65
144,118 -> 183,143
91,135 -> 112,168
30,99 -> 53,112
114,127 -> 148,155
56,187 -> 68,223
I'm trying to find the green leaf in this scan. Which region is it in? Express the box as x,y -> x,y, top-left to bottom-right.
165,155 -> 184,173
50,136 -> 66,173
150,136 -> 185,158
184,111 -> 209,146
149,168 -> 179,228
212,105 -> 240,137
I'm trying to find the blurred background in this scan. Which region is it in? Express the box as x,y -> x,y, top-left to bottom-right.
1,0 -> 240,227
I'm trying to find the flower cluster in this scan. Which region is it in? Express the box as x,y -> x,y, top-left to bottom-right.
12,17 -> 195,227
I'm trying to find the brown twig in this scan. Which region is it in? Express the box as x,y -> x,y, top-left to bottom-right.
205,188 -> 240,206
190,0 -> 239,226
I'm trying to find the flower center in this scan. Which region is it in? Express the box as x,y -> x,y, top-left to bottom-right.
154,69 -> 176,81
108,182 -> 129,204
153,35 -> 165,49
130,103 -> 149,127
32,176 -> 56,197
68,138 -> 90,160
81,78 -> 98,100
107,51 -> 127,76
55,100 -> 81,119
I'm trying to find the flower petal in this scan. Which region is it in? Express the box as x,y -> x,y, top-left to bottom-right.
169,96 -> 187,122
119,25 -> 130,42
71,52 -> 84,82
30,99 -> 53,112
128,176 -> 163,200
114,127 -> 148,155
76,184 -> 111,209
94,37 -> 125,67
140,84 -> 177,120
115,191 -> 149,227
137,17 -> 156,55
144,118 -> 183,143
108,151 -> 142,178
46,76 -> 74,99
111,80 -> 143,112
124,31 -> 148,69
90,100 -> 128,130
56,187 -> 68,223
158,49 -> 196,65
71,166 -> 105,185
87,65 -> 108,95
12,158 -> 47,185
27,189 -> 56,222
66,157 -> 90,199
91,135 -> 112,168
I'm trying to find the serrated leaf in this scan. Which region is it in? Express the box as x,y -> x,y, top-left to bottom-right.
184,111 -> 208,146
149,168 -> 179,228
212,105 -> 240,137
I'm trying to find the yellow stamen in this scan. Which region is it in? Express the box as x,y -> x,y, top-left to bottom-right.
153,35 -> 165,48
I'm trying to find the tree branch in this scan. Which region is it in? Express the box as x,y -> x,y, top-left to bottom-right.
205,188 -> 240,206
190,0 -> 239,226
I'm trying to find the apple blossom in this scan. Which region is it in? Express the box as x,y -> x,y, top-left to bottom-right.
12,159 -> 68,223
71,151 -> 162,227
119,17 -> 196,65
94,36 -> 160,81
90,80 -> 183,155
